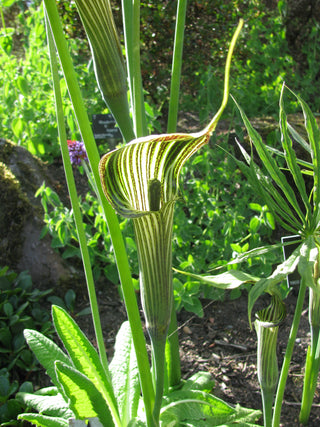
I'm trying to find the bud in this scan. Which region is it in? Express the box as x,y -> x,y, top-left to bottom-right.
254,294 -> 286,425
73,0 -> 134,141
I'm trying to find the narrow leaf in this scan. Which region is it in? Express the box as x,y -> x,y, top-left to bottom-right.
233,96 -> 306,224
279,85 -> 311,218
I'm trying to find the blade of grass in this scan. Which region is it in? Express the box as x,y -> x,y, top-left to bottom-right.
122,0 -> 147,137
167,0 -> 188,133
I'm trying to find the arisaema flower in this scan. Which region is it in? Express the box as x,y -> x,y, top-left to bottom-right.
99,20 -> 243,422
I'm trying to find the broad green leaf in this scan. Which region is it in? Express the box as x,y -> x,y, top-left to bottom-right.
11,117 -> 25,139
109,321 -> 140,425
174,268 -> 260,289
52,306 -> 119,421
18,413 -> 68,427
16,76 -> 29,96
181,371 -> 215,393
16,392 -> 73,419
55,361 -> 114,426
23,329 -> 72,398
160,389 -> 261,426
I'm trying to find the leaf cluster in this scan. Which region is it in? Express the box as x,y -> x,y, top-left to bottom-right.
0,266 -> 53,425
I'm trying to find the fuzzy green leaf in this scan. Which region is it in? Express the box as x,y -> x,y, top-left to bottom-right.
52,306 -> 119,420
181,371 -> 215,393
23,329 -> 72,398
55,361 -> 114,426
160,389 -> 261,426
18,413 -> 68,427
109,321 -> 140,425
16,391 -> 73,419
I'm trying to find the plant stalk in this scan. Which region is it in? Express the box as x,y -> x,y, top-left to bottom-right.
261,388 -> 274,427
167,0 -> 188,133
299,288 -> 320,424
166,303 -> 181,387
151,336 -> 167,425
272,278 -> 307,427
122,0 -> 147,137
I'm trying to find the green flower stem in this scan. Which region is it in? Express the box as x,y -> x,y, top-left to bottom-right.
300,343 -> 320,424
166,304 -> 181,387
44,1 -> 155,423
151,337 -> 167,425
300,288 -> 320,424
261,388 -> 274,427
122,0 -> 147,137
46,13 -> 121,423
167,0 -> 188,133
272,278 -> 307,427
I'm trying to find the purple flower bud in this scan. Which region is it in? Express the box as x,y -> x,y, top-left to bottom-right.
67,140 -> 88,165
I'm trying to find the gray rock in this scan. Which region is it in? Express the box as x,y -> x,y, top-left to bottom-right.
0,138 -> 75,288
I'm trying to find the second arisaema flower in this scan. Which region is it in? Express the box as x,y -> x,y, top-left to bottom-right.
99,20 -> 243,423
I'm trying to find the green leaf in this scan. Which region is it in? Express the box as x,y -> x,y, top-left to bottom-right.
52,306 -> 119,421
55,361 -> 114,426
247,243 -> 303,327
16,392 -> 73,419
233,96 -> 306,229
181,372 -> 215,393
279,85 -> 311,220
11,117 -> 25,139
160,389 -> 261,426
23,329 -> 73,397
109,322 -> 140,425
174,268 -> 259,289
16,76 -> 29,96
18,413 -> 68,427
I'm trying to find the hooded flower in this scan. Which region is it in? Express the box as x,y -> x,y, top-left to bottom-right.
98,19 -> 243,342
99,20 -> 243,421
